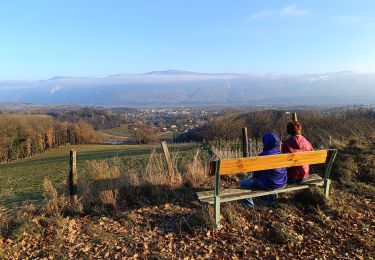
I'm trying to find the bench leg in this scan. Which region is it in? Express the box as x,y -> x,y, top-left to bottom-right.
214,195 -> 221,230
214,159 -> 221,230
324,179 -> 331,198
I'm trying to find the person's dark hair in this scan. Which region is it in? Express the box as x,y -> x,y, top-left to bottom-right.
287,121 -> 302,136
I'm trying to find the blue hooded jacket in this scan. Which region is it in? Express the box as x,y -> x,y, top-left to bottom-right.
252,132 -> 287,189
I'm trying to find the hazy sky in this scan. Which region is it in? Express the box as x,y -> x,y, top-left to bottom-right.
1,0 -> 374,79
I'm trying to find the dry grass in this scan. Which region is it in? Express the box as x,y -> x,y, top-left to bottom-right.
41,177 -> 84,217
42,178 -> 69,216
330,136 -> 375,200
77,148 -> 195,208
0,179 -> 14,203
222,203 -> 247,229
178,206 -> 214,234
0,203 -> 40,240
211,145 -> 242,159
266,222 -> 299,244
183,149 -> 211,188
8,134 -> 373,218
0,205 -> 11,236
293,187 -> 329,212
129,150 -> 184,204
84,158 -> 121,207
144,149 -> 182,188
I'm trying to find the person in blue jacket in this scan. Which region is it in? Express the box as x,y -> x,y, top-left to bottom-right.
240,132 -> 287,206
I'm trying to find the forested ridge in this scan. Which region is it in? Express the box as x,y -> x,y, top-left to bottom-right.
47,107 -> 134,130
0,114 -> 97,163
176,108 -> 375,147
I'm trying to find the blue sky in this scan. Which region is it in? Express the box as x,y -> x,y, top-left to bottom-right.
0,0 -> 374,80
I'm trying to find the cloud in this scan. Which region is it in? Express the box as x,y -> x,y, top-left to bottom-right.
248,5 -> 310,21
50,85 -> 61,95
248,9 -> 274,21
333,16 -> 362,24
280,4 -> 310,17
309,75 -> 328,82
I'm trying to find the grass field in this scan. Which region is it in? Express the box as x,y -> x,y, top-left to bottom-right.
100,124 -> 132,138
100,123 -> 175,141
0,143 -> 199,205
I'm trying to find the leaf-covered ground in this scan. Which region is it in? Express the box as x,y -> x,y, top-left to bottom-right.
1,188 -> 374,259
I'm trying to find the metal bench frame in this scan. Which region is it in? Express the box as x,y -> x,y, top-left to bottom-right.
197,149 -> 337,230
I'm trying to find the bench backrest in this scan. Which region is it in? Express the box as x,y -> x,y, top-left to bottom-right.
210,149 -> 336,176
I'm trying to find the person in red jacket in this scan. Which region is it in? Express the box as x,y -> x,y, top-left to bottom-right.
282,121 -> 313,183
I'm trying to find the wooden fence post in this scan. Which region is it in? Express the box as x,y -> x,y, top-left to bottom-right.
68,149 -> 77,204
161,141 -> 174,177
242,127 -> 249,157
292,113 -> 298,122
249,138 -> 253,156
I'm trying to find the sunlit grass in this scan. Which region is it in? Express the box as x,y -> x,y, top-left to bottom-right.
99,124 -> 132,137
0,143 -> 198,205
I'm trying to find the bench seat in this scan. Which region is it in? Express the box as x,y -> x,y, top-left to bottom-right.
196,174 -> 323,204
200,149 -> 337,229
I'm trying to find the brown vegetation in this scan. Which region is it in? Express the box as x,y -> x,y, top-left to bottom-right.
131,122 -> 160,144
0,114 -> 98,163
48,107 -> 134,130
179,108 -> 375,149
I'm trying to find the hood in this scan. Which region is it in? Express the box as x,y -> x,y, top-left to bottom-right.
262,132 -> 280,151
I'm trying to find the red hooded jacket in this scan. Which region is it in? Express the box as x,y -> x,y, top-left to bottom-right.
282,135 -> 313,181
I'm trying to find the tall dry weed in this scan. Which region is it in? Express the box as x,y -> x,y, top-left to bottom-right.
128,149 -> 184,203
184,149 -> 211,188
211,145 -> 242,159
144,149 -> 182,188
42,177 -> 70,216
84,158 -> 121,207
78,147 -> 212,208
0,205 -> 11,236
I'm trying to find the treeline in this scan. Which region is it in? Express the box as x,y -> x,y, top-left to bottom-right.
48,107 -> 134,130
176,108 -> 375,148
0,114 -> 98,162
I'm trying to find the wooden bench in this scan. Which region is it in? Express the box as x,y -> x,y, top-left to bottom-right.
196,149 -> 338,229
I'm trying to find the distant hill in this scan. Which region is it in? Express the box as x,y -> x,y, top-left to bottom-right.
0,70 -> 374,106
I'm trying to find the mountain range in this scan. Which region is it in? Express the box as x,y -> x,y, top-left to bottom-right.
1,70 -> 374,106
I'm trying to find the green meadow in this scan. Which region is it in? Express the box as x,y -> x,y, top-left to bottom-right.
100,124 -> 132,138
0,143 -> 198,205
99,123 -> 175,140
